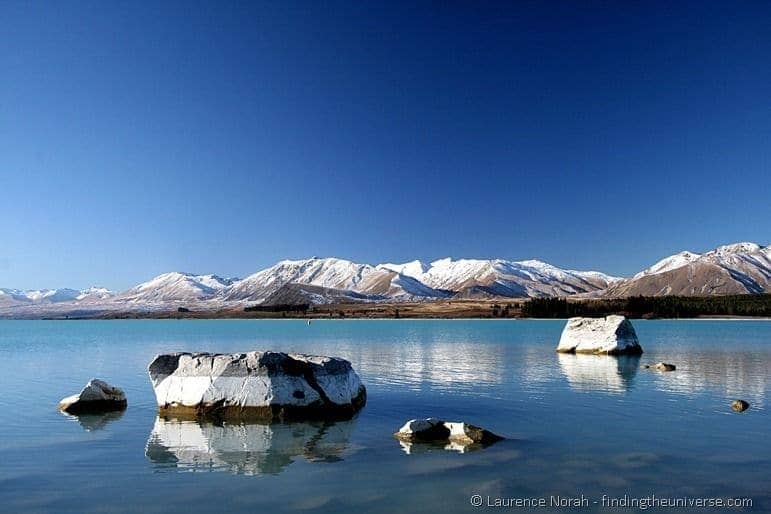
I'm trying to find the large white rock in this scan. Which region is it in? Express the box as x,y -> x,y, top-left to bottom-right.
147,351 -> 366,420
556,315 -> 642,355
58,379 -> 127,414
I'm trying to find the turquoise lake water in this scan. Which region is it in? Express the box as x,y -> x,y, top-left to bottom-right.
0,319 -> 768,513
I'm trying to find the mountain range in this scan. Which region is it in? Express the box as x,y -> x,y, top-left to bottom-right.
1,242 -> 769,316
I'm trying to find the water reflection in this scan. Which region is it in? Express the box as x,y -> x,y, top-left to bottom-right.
397,439 -> 500,455
353,341 -> 507,394
557,354 -> 641,394
145,416 -> 356,475
61,409 -> 125,431
644,350 -> 768,404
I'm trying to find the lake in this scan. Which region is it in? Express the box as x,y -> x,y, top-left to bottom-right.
0,319 -> 768,513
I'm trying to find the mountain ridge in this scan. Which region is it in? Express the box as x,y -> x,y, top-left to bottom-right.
1,242 -> 769,316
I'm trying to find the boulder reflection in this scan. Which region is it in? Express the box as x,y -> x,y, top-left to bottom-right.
397,439 -> 496,455
61,409 -> 125,431
145,416 -> 356,475
557,353 -> 641,394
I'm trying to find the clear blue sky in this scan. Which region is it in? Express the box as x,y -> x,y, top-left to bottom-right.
1,1 -> 770,290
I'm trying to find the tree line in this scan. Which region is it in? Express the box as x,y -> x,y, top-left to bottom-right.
521,294 -> 771,318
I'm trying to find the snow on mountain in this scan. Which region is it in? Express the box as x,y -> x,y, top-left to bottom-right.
377,257 -> 621,299
356,268 -> 452,300
0,287 -> 108,304
377,260 -> 430,278
633,251 -> 701,279
118,272 -> 234,303
0,288 -> 29,308
0,288 -> 28,300
76,287 -> 115,301
223,254 -> 617,304
25,288 -> 82,303
222,258 -> 378,302
4,242 -> 767,315
605,242 -> 771,297
516,259 -> 622,286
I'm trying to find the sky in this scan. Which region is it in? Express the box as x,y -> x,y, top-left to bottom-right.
1,1 -> 770,290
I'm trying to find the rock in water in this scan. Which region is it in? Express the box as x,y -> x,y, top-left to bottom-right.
731,400 -> 750,412
556,315 -> 643,355
654,362 -> 676,372
394,418 -> 503,447
58,379 -> 127,414
147,351 -> 366,420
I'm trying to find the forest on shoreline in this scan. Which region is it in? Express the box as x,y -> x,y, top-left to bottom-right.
520,294 -> 771,319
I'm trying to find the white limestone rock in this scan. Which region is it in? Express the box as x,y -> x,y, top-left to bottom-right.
394,418 -> 503,450
147,351 -> 366,420
58,379 -> 127,414
556,315 -> 643,355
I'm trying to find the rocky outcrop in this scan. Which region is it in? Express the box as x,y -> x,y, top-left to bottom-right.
58,379 -> 127,414
654,362 -> 676,372
556,315 -> 642,355
394,418 -> 503,452
147,351 -> 366,421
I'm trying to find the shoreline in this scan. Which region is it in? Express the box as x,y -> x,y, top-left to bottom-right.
2,296 -> 770,321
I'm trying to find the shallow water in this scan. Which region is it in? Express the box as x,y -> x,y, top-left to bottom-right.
0,319 -> 768,513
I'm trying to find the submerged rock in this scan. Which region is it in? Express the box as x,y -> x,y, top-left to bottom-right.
654,362 -> 676,372
556,315 -> 643,355
147,351 -> 366,421
394,418 -> 503,452
731,400 -> 750,412
58,379 -> 127,414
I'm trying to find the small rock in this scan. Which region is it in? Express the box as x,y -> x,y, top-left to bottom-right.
654,362 -> 676,372
731,400 -> 750,412
59,379 -> 127,414
394,418 -> 503,448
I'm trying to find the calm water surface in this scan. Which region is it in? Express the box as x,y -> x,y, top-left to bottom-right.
0,320 -> 768,513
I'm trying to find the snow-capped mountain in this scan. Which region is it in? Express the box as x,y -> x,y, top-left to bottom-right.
76,287 -> 115,301
118,272 -> 235,303
2,241 -> 768,316
377,260 -> 430,278
222,258 -> 378,302
377,257 -> 620,298
604,242 -> 771,297
0,287 -> 114,307
221,256 -> 617,304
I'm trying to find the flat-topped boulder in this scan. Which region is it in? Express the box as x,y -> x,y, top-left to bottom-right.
147,351 -> 366,421
58,379 -> 127,414
394,418 -> 503,452
556,315 -> 643,355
